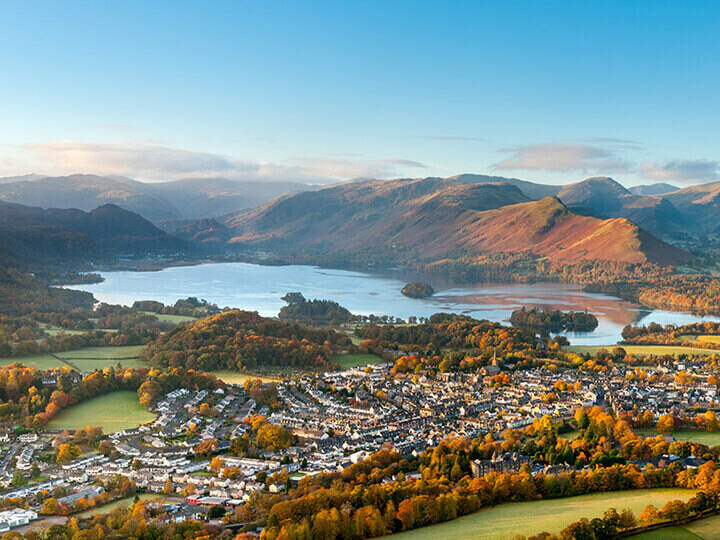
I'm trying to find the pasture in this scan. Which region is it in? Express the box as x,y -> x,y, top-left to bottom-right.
76,494 -> 162,518
680,334 -> 720,346
637,429 -> 720,447
209,370 -> 280,385
386,488 -> 698,540
55,345 -> 147,370
334,353 -> 385,369
633,513 -> 720,539
568,345 -> 717,356
0,354 -> 66,370
141,312 -> 197,324
48,391 -> 155,432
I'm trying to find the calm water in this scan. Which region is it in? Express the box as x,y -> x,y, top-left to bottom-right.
70,262 -> 718,346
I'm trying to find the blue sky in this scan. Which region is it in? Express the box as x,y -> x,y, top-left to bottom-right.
1,0 -> 719,186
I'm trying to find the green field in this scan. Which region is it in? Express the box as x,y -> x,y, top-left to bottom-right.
680,335 -> 720,346
684,513 -> 720,539
56,345 -> 147,370
48,391 -> 155,432
632,528 -> 703,539
1,346 -> 147,372
0,354 -> 66,370
142,312 -> 197,324
386,488 -> 697,540
568,345 -> 717,356
637,429 -> 720,446
334,353 -> 385,369
76,493 -> 161,517
633,513 -> 720,539
209,370 -> 280,385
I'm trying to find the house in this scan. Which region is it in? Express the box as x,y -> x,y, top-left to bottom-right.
471,452 -> 531,478
0,508 -> 38,529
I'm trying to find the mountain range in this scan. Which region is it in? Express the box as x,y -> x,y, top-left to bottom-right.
221,177 -> 690,265
1,171 -> 718,268
0,174 -> 311,222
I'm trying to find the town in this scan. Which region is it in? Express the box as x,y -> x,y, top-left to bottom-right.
2,347 -> 718,535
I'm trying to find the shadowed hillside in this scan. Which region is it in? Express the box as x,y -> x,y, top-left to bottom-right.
0,201 -> 189,263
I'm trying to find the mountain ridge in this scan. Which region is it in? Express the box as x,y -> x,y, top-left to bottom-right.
224,179 -> 691,266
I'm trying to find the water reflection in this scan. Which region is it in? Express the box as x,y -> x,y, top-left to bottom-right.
71,263 -> 720,346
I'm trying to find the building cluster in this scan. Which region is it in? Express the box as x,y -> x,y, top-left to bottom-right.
0,357 -> 717,532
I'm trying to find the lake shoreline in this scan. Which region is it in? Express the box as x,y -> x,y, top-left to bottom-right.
66,261 -> 720,346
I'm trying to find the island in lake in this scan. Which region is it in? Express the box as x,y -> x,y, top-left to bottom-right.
401,282 -> 434,298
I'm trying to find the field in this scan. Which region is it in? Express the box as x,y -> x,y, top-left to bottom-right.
637,429 -> 720,447
0,354 -> 66,370
76,493 -> 162,518
633,513 -> 720,539
142,312 -> 197,324
680,335 -> 720,346
386,488 -> 697,540
567,345 -> 717,356
3,345 -> 147,372
334,353 -> 385,369
55,345 -> 147,370
633,528 -> 703,539
48,391 -> 155,432
209,370 -> 280,385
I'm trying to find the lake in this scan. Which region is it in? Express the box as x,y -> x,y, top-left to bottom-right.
70,262 -> 718,346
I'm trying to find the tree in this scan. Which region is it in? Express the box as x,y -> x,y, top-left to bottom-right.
618,508 -> 637,529
11,471 -> 26,487
209,456 -> 223,475
207,505 -> 226,519
656,414 -> 676,433
660,500 -> 688,521
705,410 -> 719,432
41,497 -> 58,515
163,478 -> 174,495
56,443 -> 81,464
639,504 -> 660,523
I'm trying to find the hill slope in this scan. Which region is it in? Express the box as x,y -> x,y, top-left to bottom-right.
0,201 -> 189,263
225,178 -> 690,265
556,177 -> 686,235
660,181 -> 720,234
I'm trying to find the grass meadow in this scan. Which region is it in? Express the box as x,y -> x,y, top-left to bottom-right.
48,391 -> 155,433
386,488 -> 697,540
637,429 -> 720,447
334,353 -> 385,369
568,345 -> 717,356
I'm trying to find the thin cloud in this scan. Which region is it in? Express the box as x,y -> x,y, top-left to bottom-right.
639,159 -> 720,184
14,141 -> 427,183
417,135 -> 488,142
493,143 -> 633,173
581,137 -> 644,150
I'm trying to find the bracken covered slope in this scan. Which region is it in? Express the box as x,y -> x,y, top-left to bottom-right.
225,178 -> 691,266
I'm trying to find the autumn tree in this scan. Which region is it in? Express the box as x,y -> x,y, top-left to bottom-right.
56,442 -> 81,464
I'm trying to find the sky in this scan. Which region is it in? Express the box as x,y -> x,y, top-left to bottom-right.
1,0 -> 719,186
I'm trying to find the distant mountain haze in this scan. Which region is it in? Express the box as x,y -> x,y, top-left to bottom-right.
0,174 -> 312,222
629,183 -> 679,196
1,171 -> 718,255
